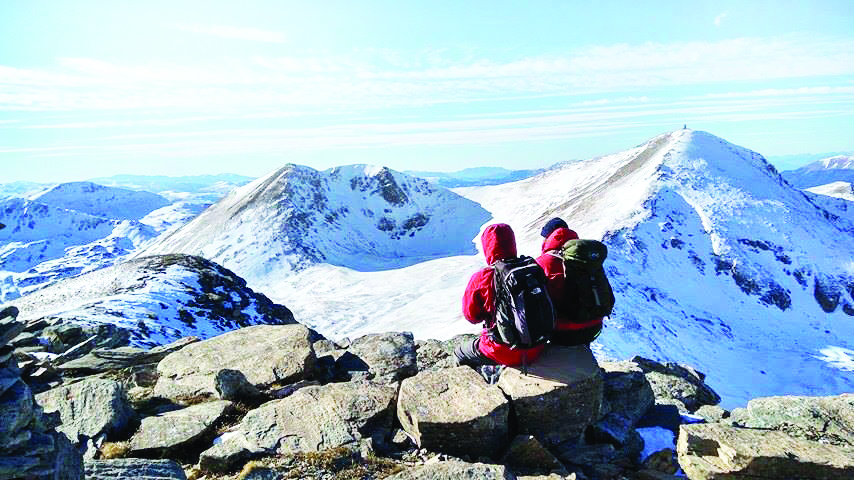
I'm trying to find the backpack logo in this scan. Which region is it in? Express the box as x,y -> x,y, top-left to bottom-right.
555,239 -> 615,322
492,256 -> 555,349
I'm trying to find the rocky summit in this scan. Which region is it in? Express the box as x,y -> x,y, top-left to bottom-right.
0,310 -> 850,479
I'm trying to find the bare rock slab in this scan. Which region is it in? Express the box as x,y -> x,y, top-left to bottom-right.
199,381 -> 397,472
728,394 -> 854,446
84,458 -> 187,479
677,423 -> 854,480
397,366 -> 510,459
130,399 -> 233,454
338,332 -> 417,383
497,345 -> 602,446
35,378 -> 134,445
154,324 -> 315,401
386,460 -> 515,479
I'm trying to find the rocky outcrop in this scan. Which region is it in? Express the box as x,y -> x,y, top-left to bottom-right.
632,356 -> 721,412
728,394 -> 853,446
154,324 -> 316,401
497,345 -> 602,446
0,308 -> 83,480
398,366 -> 511,459
677,423 -> 854,479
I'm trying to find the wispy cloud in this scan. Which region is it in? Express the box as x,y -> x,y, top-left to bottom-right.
714,12 -> 728,27
174,23 -> 287,43
2,35 -> 854,113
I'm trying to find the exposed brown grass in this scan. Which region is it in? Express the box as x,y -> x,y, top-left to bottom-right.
99,441 -> 131,459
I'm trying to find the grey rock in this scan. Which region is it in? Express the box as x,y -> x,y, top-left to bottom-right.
590,414 -> 635,446
10,332 -> 39,348
414,338 -> 458,371
677,423 -> 854,479
0,320 -> 25,349
154,324 -> 315,401
386,460 -> 515,479
631,356 -> 720,412
130,400 -> 233,453
398,366 -> 510,459
553,443 -> 617,467
728,394 -> 853,447
0,380 -> 34,441
214,369 -> 262,401
599,360 -> 655,425
200,381 -> 397,472
693,404 -> 728,423
35,378 -> 134,445
59,337 -> 198,375
502,435 -> 568,476
338,332 -> 417,383
84,458 -> 187,479
497,345 -> 602,446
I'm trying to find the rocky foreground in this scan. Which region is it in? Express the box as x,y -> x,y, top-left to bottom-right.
1,307 -> 852,480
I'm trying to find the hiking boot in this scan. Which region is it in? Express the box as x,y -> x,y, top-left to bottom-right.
478,365 -> 504,384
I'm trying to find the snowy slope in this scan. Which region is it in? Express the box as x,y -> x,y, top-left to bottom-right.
6,254 -> 296,348
29,181 -> 170,220
140,164 -> 491,277
782,154 -> 854,188
806,181 -> 854,202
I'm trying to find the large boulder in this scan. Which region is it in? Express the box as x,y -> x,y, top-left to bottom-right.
728,394 -> 853,446
199,381 -> 397,472
677,423 -> 854,479
386,460 -> 515,479
84,458 -> 187,479
497,345 -> 602,446
35,378 -> 134,446
397,367 -> 510,459
154,324 -> 315,402
593,360 -> 655,447
337,332 -> 417,383
129,400 -> 234,454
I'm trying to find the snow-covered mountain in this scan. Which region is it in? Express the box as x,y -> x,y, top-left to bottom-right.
140,164 -> 491,275
0,184 -> 170,301
87,173 -> 254,203
457,130 -> 854,407
29,181 -> 171,220
6,254 -> 296,348
782,154 -> 854,189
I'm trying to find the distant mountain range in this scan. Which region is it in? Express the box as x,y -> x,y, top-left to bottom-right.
405,166 -> 544,187
781,154 -> 854,189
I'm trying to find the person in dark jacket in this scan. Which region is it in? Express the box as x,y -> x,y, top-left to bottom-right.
536,221 -> 604,346
455,223 -> 546,367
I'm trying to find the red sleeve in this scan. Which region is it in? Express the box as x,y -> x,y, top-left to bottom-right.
462,268 -> 494,325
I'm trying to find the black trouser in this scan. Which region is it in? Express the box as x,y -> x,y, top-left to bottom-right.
454,337 -> 496,368
550,325 -> 601,346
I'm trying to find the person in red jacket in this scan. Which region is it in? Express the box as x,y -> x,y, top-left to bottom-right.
455,223 -> 546,367
536,219 -> 604,346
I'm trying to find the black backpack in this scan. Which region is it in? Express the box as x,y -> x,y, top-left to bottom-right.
491,256 -> 555,349
551,239 -> 615,322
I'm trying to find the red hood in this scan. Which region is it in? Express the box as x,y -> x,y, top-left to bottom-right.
482,223 -> 517,264
542,227 -> 579,253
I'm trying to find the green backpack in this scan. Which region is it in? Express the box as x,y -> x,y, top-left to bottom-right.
553,239 -> 615,322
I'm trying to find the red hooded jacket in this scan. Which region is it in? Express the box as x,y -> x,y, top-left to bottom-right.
462,223 -> 544,365
536,227 -> 604,331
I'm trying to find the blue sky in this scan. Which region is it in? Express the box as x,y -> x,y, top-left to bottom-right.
1,0 -> 853,182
